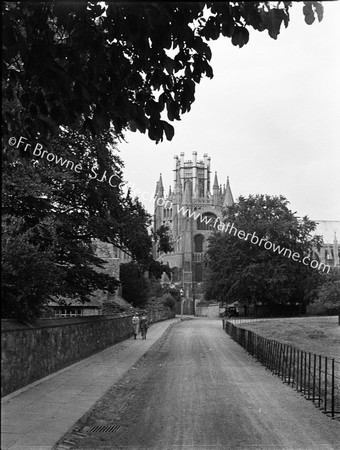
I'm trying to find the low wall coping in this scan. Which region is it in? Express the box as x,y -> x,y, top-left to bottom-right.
1,314 -> 134,332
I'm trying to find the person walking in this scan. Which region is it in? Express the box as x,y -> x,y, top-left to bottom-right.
132,313 -> 139,339
139,312 -> 149,340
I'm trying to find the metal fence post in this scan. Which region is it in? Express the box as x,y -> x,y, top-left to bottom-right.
312,353 -> 316,402
318,355 -> 322,408
296,349 -> 300,392
325,357 -> 328,413
307,352 -> 311,399
331,359 -> 335,418
288,346 -> 292,385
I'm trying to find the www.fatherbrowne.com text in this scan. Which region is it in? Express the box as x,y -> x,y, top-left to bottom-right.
153,196 -> 330,274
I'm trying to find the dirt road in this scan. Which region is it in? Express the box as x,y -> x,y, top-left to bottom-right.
55,318 -> 340,450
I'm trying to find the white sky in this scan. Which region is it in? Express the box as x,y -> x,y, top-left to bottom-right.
118,2 -> 340,221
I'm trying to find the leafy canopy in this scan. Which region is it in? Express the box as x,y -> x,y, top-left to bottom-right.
3,1 -> 323,149
1,128 -> 153,320
205,194 -> 322,307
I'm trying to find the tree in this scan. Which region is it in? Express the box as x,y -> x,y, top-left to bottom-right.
1,128 -> 153,320
2,2 -> 323,150
120,262 -> 149,308
310,268 -> 340,314
153,224 -> 174,254
205,194 -> 322,311
148,259 -> 172,280
1,215 -> 63,321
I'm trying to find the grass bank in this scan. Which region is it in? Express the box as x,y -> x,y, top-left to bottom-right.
237,316 -> 339,360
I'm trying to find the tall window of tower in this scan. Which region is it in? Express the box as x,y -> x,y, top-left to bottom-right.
197,176 -> 204,197
197,213 -> 217,231
172,267 -> 179,282
195,263 -> 203,282
194,234 -> 204,253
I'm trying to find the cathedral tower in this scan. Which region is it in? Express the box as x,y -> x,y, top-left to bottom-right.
154,152 -> 234,312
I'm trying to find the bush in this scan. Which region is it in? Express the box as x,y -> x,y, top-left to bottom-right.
161,293 -> 176,310
168,286 -> 181,302
120,262 -> 149,308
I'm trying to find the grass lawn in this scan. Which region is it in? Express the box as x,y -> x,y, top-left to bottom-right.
237,316 -> 340,360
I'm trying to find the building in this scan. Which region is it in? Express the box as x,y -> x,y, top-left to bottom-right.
153,152 -> 339,316
154,152 -> 234,310
312,221 -> 340,269
48,240 -> 133,317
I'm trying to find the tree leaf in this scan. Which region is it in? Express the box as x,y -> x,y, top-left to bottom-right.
162,121 -> 174,141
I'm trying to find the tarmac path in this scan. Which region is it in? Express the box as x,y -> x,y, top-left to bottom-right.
1,318 -> 179,450
54,318 -> 340,450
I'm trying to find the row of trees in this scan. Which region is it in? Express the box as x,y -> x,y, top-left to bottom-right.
204,195 -> 340,314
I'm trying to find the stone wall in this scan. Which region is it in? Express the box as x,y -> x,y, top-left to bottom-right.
174,299 -> 194,315
147,303 -> 176,324
195,303 -> 219,318
1,311 -> 170,398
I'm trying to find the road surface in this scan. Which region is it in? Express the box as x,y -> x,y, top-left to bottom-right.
55,318 -> 340,450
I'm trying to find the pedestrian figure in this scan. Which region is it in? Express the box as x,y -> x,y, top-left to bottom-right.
132,313 -> 139,339
139,312 -> 149,340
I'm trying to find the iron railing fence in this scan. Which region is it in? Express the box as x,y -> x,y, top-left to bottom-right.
223,319 -> 340,419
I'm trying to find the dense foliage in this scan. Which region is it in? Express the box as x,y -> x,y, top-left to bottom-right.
1,129 -> 152,320
1,2 -> 324,320
153,225 -> 174,254
205,195 -> 322,310
3,1 -> 323,153
311,268 -> 340,314
120,262 -> 149,308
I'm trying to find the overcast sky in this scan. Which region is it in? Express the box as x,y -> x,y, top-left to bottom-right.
118,2 -> 339,221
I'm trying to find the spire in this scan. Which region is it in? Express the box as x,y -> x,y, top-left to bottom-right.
213,172 -> 219,192
158,173 -> 164,191
154,173 -> 164,198
154,181 -> 159,197
223,176 -> 234,207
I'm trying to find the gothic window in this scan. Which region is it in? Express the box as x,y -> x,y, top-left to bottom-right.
197,213 -> 217,231
194,234 -> 204,253
198,177 -> 204,197
195,263 -> 203,282
172,267 -> 179,282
